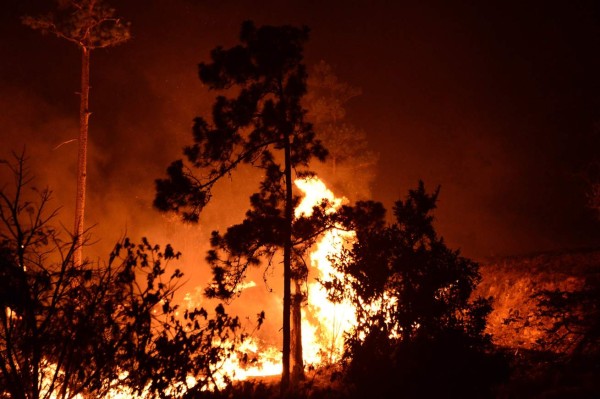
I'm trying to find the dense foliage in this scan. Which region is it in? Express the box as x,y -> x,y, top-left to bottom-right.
0,153 -> 242,399
326,182 -> 508,398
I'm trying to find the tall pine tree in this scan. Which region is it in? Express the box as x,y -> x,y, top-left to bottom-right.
23,0 -> 130,265
154,21 -> 328,390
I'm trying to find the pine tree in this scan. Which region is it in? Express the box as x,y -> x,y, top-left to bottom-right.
23,0 -> 130,265
154,21 -> 329,391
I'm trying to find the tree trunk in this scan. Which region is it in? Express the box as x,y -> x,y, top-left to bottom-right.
291,279 -> 305,382
281,127 -> 293,393
73,47 -> 90,266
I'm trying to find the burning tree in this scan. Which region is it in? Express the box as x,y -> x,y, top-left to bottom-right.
0,152 -> 242,399
154,21 -> 330,390
328,182 -> 508,398
23,0 -> 131,266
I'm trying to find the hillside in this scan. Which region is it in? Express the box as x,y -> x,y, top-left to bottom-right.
477,248 -> 600,351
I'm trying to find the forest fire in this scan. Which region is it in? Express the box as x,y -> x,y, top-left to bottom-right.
2,1 -> 598,395
149,176 -> 358,391
175,177 -> 356,390
32,173 -> 600,398
100,177 -> 356,396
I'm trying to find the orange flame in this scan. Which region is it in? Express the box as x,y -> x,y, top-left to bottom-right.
295,177 -> 356,365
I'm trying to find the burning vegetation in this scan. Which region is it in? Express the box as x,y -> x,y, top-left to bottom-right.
1,4 -> 600,398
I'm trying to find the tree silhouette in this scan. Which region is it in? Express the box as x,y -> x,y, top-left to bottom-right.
528,279 -> 600,356
327,183 -> 507,398
154,21 -> 328,390
0,152 -> 242,399
304,61 -> 378,200
23,0 -> 131,266
305,61 -> 361,126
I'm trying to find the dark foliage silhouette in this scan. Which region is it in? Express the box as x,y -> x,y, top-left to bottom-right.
0,152 -> 241,399
532,279 -> 600,356
326,182 -> 508,398
505,275 -> 600,397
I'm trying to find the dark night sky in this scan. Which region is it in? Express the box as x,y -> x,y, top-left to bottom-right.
1,0 -> 600,267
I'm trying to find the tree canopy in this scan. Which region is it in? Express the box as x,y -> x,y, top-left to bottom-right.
22,0 -> 130,50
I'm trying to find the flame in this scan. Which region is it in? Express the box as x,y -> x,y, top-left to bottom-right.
294,177 -> 343,217
218,341 -> 282,380
295,177 -> 356,365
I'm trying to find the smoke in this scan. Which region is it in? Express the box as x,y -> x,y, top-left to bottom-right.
0,84 -> 78,221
